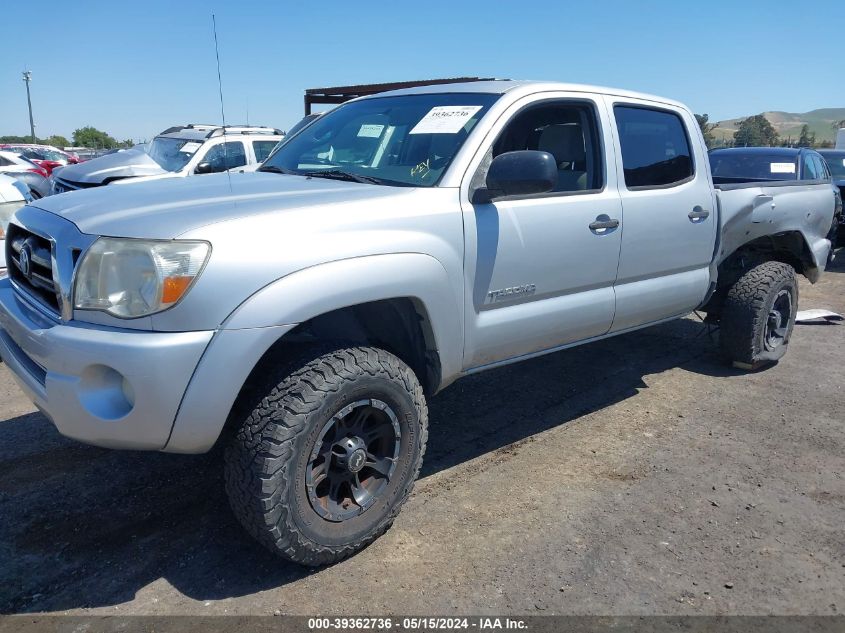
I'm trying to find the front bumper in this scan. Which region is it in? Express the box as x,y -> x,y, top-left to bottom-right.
0,278 -> 213,450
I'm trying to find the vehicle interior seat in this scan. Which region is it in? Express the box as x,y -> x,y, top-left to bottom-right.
537,123 -> 587,191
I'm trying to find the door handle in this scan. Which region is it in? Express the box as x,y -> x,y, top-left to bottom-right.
688,206 -> 710,223
589,215 -> 620,233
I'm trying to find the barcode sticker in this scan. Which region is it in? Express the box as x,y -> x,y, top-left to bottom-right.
410,106 -> 482,134
770,162 -> 796,174
357,124 -> 385,138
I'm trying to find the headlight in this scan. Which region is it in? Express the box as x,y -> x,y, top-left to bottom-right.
0,201 -> 26,239
74,238 -> 210,318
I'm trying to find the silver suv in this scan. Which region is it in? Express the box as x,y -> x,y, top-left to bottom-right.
51,124 -> 283,193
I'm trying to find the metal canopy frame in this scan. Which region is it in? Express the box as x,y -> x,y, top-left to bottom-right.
303,77 -> 498,114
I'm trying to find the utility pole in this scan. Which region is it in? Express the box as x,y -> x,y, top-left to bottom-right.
22,71 -> 35,143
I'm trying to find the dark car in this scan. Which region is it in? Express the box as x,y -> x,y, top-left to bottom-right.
818,150 -> 845,247
709,146 -> 831,183
710,147 -> 841,252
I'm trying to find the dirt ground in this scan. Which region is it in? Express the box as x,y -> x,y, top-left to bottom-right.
1,257 -> 843,616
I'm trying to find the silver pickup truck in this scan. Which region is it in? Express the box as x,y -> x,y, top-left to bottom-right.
0,81 -> 835,566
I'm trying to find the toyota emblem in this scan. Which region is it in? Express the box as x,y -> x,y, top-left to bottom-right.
19,246 -> 32,279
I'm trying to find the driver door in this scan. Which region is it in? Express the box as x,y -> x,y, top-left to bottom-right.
460,94 -> 623,369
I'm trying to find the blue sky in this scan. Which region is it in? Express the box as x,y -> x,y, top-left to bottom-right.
1,0 -> 842,142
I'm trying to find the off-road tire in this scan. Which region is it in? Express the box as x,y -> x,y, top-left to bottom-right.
224,345 -> 428,567
719,261 -> 798,367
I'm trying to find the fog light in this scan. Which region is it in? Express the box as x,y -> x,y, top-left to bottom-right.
77,365 -> 134,420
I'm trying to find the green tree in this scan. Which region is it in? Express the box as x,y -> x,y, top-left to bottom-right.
733,114 -> 779,147
695,114 -> 717,148
797,124 -> 813,147
72,126 -> 120,149
42,135 -> 70,148
0,135 -> 34,144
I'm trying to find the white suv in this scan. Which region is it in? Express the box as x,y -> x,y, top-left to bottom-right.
52,124 -> 283,193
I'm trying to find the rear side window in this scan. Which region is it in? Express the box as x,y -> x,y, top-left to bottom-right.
252,140 -> 278,163
0,156 -> 12,166
613,106 -> 693,188
811,155 -> 829,180
203,141 -> 247,172
802,154 -> 821,180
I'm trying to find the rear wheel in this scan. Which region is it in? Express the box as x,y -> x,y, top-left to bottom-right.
719,261 -> 798,368
224,345 -> 428,566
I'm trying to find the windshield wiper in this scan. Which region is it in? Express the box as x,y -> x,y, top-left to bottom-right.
257,165 -> 297,175
300,169 -> 383,185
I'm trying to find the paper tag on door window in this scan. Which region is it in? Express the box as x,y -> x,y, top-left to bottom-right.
770,162 -> 795,174
357,124 -> 385,138
409,106 -> 483,134
180,142 -> 201,153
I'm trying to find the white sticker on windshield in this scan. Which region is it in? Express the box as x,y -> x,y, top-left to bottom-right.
842,158 -> 845,167
770,162 -> 796,174
180,142 -> 202,154
409,106 -> 483,134
357,124 -> 385,138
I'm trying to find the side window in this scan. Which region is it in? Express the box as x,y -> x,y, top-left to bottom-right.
802,154 -> 820,180
0,156 -> 12,166
613,106 -> 693,188
202,141 -> 247,172
488,101 -> 603,193
252,140 -> 279,163
811,155 -> 829,180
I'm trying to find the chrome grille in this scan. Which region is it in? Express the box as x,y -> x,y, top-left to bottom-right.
53,177 -> 99,194
6,224 -> 61,314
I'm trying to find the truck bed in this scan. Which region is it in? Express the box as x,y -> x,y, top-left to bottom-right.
714,180 -> 835,279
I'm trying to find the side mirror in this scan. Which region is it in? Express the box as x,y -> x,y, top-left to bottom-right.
194,162 -> 213,175
474,150 -> 557,202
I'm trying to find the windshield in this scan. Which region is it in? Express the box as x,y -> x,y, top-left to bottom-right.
709,153 -> 798,181
15,147 -> 66,162
260,93 -> 499,187
147,136 -> 203,172
821,152 -> 845,179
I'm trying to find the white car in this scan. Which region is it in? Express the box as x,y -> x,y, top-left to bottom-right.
0,150 -> 46,175
0,151 -> 52,198
0,173 -> 32,274
51,125 -> 283,193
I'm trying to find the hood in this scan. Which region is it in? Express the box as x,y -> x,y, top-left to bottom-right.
31,172 -> 414,239
53,148 -> 167,185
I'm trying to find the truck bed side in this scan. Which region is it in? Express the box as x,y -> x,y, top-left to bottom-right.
714,181 -> 834,281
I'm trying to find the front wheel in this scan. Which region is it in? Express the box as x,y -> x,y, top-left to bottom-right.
224,346 -> 428,567
719,261 -> 798,368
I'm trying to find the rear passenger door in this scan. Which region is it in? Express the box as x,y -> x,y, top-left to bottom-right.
461,94 -> 624,368
605,100 -> 717,332
196,140 -> 248,173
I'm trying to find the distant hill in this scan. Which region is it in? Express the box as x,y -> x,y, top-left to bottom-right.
711,108 -> 845,144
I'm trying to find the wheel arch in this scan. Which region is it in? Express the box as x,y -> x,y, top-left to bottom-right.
165,254 -> 462,454
703,230 -> 819,319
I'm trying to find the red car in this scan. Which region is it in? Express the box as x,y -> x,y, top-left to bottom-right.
0,144 -> 81,176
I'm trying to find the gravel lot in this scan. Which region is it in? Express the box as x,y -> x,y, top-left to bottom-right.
1,256 -> 843,616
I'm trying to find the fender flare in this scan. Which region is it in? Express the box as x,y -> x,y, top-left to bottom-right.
165,253 -> 463,453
